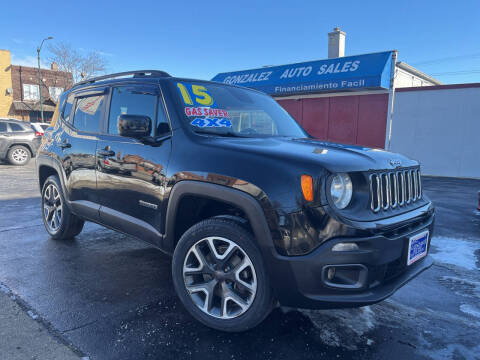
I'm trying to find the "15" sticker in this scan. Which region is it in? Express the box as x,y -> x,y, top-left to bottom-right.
177,83 -> 214,107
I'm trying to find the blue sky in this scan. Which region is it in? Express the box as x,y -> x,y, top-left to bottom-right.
3,0 -> 480,84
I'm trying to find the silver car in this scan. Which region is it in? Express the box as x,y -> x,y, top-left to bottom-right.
0,118 -> 41,165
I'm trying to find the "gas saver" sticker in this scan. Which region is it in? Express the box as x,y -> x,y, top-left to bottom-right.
185,107 -> 229,118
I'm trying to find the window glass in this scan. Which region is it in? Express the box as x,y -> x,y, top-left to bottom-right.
63,94 -> 75,123
23,84 -> 40,101
0,123 -> 7,132
108,87 -> 157,136
9,123 -> 25,132
73,95 -> 104,133
169,81 -> 306,138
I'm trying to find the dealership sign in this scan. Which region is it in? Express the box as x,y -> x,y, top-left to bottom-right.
211,51 -> 393,95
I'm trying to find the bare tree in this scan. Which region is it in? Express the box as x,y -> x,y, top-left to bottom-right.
47,42 -> 108,83
80,51 -> 108,81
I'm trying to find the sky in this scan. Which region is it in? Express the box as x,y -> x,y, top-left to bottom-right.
3,0 -> 480,84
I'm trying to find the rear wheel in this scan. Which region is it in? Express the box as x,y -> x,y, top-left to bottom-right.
7,145 -> 31,165
41,175 -> 84,240
172,218 -> 273,332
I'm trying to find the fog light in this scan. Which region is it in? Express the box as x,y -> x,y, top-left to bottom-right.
322,264 -> 368,289
332,242 -> 359,252
327,267 -> 335,280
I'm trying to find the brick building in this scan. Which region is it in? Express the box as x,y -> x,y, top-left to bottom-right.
0,49 -> 73,123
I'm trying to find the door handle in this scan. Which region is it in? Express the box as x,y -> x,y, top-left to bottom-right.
59,141 -> 71,149
97,147 -> 115,157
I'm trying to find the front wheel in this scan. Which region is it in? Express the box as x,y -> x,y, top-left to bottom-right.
172,218 -> 274,332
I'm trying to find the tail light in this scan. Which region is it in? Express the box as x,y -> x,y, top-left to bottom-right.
35,131 -> 44,137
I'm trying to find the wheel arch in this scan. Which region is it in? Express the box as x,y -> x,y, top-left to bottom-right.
164,181 -> 274,256
8,143 -> 33,156
38,165 -> 59,192
36,155 -> 70,203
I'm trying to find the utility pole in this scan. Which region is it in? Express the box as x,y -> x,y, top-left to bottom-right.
36,36 -> 53,122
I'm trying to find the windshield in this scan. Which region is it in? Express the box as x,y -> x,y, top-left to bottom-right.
169,80 -> 306,138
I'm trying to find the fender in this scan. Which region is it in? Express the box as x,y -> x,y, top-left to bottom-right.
9,143 -> 36,158
36,154 -> 71,203
163,180 -> 302,302
163,181 -> 275,257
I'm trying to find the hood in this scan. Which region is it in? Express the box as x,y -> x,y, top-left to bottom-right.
207,137 -> 418,173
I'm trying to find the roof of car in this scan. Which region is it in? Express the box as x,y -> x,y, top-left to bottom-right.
0,118 -> 25,123
71,70 -> 170,89
69,70 -> 267,97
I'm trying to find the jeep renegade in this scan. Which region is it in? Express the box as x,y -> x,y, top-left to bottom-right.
36,70 -> 434,332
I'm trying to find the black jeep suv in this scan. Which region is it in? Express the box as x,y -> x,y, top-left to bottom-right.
36,70 -> 434,332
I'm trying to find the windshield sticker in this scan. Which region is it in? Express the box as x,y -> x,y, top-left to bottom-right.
191,118 -> 232,128
176,82 -> 216,107
185,107 -> 229,118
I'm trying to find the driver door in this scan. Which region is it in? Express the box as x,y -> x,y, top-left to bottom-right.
96,84 -> 172,246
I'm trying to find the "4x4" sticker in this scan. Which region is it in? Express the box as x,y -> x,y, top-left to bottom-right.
191,118 -> 232,128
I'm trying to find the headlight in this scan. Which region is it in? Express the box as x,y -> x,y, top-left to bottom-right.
330,173 -> 353,209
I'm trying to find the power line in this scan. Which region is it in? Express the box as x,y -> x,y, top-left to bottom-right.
431,69 -> 480,76
410,52 -> 480,67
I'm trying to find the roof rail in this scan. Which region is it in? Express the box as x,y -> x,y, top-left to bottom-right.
73,70 -> 171,87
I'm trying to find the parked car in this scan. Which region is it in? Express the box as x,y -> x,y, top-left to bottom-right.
36,70 -> 435,332
30,122 -> 50,136
0,118 -> 41,165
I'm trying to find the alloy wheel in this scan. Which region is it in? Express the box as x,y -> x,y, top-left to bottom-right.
43,184 -> 63,232
183,237 -> 257,319
12,148 -> 28,163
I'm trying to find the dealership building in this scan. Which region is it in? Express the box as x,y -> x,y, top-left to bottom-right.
212,28 -> 479,178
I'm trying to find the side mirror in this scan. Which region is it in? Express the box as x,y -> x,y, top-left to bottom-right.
117,114 -> 152,139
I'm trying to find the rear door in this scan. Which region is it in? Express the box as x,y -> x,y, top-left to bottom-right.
0,121 -> 12,156
56,88 -> 107,220
96,83 -> 172,245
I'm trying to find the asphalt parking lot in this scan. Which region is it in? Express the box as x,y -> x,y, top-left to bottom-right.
0,162 -> 479,360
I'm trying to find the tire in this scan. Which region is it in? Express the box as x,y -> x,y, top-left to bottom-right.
7,145 -> 31,165
172,218 -> 274,332
41,175 -> 85,240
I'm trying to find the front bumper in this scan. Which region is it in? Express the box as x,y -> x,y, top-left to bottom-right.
266,205 -> 435,309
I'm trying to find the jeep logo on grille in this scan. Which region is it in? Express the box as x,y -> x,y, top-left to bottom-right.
389,159 -> 402,168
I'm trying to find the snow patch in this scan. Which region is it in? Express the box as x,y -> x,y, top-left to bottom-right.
294,306 -> 376,350
422,343 -> 480,360
430,236 -> 479,270
27,310 -> 38,320
459,304 -> 480,319
439,276 -> 480,299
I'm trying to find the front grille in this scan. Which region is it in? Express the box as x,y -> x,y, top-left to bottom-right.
369,168 -> 422,213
